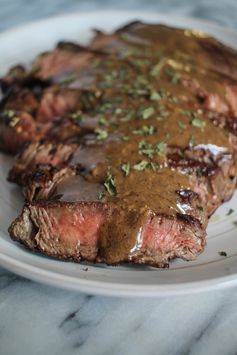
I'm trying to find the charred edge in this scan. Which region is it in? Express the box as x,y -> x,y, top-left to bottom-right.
57,40 -> 107,57
0,85 -> 17,108
56,41 -> 89,53
115,20 -> 143,34
176,213 -> 197,225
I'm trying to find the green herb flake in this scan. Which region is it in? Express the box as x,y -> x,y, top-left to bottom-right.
189,135 -> 196,146
120,116 -> 132,122
170,95 -> 179,103
149,162 -> 160,171
141,107 -> 155,120
94,128 -> 108,140
150,91 -> 161,101
3,109 -> 15,118
70,111 -> 83,123
158,106 -> 170,119
171,72 -> 181,84
156,142 -> 167,156
133,160 -> 149,171
191,117 -> 206,129
59,73 -> 77,85
98,191 -> 105,200
105,70 -> 118,82
150,58 -> 167,78
138,140 -> 154,158
178,121 -> 187,130
227,208 -> 234,216
132,125 -> 155,136
121,163 -> 130,176
218,251 -> 227,257
120,33 -> 131,41
121,136 -> 129,141
99,117 -> 109,126
165,68 -> 181,85
2,110 -> 20,127
120,108 -> 135,122
98,102 -> 112,113
197,206 -> 204,212
115,108 -> 123,115
182,109 -> 193,118
104,171 -> 117,196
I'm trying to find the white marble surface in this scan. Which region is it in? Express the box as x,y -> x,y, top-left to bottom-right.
1,1 -> 237,354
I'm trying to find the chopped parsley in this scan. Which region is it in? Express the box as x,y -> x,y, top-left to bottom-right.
165,68 -> 181,84
3,109 -> 15,119
2,110 -> 20,127
150,91 -> 161,101
227,208 -> 234,216
99,117 -> 109,126
115,107 -> 123,115
98,191 -> 105,200
158,106 -> 170,119
197,206 -> 204,212
121,136 -> 129,141
138,140 -> 154,158
133,160 -> 149,171
141,107 -> 155,120
94,128 -> 108,140
191,117 -> 206,129
171,72 -> 181,84
132,125 -> 156,136
120,108 -> 135,122
150,58 -> 167,77
97,102 -> 113,113
189,135 -> 196,146
104,171 -> 117,196
121,163 -> 130,176
178,121 -> 187,130
138,140 -> 167,158
181,109 -> 193,118
218,251 -> 227,257
169,95 -> 179,104
105,70 -> 118,81
120,33 -> 131,41
70,111 -> 83,123
156,142 -> 167,156
149,162 -> 160,171
59,73 -> 77,84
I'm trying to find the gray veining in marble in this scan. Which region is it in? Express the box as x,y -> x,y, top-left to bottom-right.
1,1 -> 237,354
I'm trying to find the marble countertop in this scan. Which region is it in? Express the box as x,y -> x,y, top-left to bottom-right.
1,1 -> 237,354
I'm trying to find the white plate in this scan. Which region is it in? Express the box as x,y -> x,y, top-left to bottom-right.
0,11 -> 237,297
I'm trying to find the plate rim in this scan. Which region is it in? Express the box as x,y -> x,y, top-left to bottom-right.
0,9 -> 237,40
1,10 -> 237,296
1,244 -> 237,297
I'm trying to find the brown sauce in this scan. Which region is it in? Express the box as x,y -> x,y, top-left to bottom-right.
52,24 -> 235,260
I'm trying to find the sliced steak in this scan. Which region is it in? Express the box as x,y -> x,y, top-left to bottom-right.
8,141 -> 76,185
0,110 -> 42,154
3,22 -> 237,268
9,188 -> 206,267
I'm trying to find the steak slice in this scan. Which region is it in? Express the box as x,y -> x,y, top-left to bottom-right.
9,137 -> 236,217
9,192 -> 206,268
8,141 -> 76,185
23,166 -> 77,202
0,110 -> 42,154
